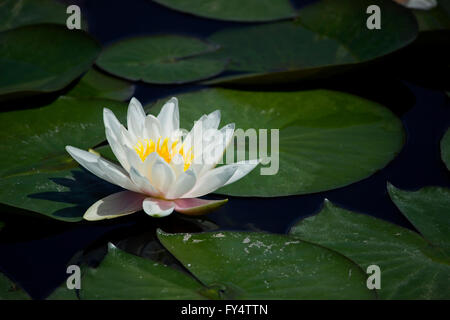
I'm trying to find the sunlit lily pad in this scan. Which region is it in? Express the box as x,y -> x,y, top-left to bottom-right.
441,128 -> 450,170
96,35 -> 227,84
158,230 -> 375,299
79,244 -> 211,300
153,0 -> 296,22
0,24 -> 100,101
0,0 -> 67,32
149,88 -> 404,197
206,0 -> 417,85
0,96 -> 127,222
290,199 -> 450,299
67,69 -> 135,101
0,273 -> 30,300
388,184 -> 450,251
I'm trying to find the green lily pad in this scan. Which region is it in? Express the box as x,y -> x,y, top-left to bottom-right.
290,199 -> 450,299
206,0 -> 417,85
441,128 -> 450,170
388,184 -> 450,251
79,244 -> 210,300
67,69 -> 135,101
153,0 -> 296,22
0,273 -> 30,300
0,24 -> 100,100
149,88 -> 404,197
158,230 -> 375,299
0,0 -> 68,32
0,96 -> 127,222
96,35 -> 227,84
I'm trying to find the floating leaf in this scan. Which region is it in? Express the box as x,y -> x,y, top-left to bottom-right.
0,96 -> 127,222
388,184 -> 450,251
206,0 -> 417,85
290,200 -> 450,299
0,0 -> 68,32
0,273 -> 30,300
158,230 -> 375,299
96,35 -> 227,84
149,88 -> 404,197
441,128 -> 450,170
0,24 -> 100,100
153,0 -> 296,22
67,69 -> 135,101
79,244 -> 210,300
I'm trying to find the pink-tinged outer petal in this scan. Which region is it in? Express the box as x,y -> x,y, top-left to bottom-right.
174,198 -> 228,216
143,197 -> 175,218
84,191 -> 146,221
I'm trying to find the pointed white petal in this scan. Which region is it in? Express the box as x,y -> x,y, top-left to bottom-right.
182,164 -> 239,198
129,166 -> 161,197
404,0 -> 437,10
142,197 -> 175,217
174,198 -> 227,216
84,191 -> 145,221
127,97 -> 146,138
223,159 -> 260,186
169,153 -> 185,177
105,127 -> 129,171
166,169 -> 196,199
150,154 -> 176,196
66,146 -> 139,192
144,114 -> 161,141
157,97 -> 179,138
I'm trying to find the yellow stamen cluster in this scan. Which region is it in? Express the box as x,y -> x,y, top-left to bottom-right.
134,137 -> 193,171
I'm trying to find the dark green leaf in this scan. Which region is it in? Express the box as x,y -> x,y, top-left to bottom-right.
441,127 -> 450,170
149,88 -> 404,197
158,230 -> 375,299
153,0 -> 296,22
0,273 -> 30,300
96,35 -> 227,84
0,24 -> 100,100
290,200 -> 450,299
388,184 -> 450,251
206,0 -> 417,85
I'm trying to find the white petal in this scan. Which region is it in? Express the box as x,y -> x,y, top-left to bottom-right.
169,153 -> 185,177
223,159 -> 260,186
166,169 -> 196,199
150,154 -> 176,196
129,166 -> 161,197
182,164 -> 239,198
105,127 -> 129,171
120,125 -> 136,147
157,97 -> 179,138
174,198 -> 227,216
84,191 -> 145,221
127,97 -> 146,138
66,146 -> 139,192
144,114 -> 161,141
404,0 -> 437,10
142,197 -> 175,217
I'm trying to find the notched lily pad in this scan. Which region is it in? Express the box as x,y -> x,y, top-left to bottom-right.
149,88 -> 404,197
290,198 -> 450,299
153,0 -> 296,22
157,230 -> 375,299
96,35 -> 227,84
0,24 -> 100,101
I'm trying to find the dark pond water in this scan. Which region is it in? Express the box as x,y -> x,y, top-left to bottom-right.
0,0 -> 449,299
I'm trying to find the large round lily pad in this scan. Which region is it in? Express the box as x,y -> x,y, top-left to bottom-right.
0,96 -> 127,222
0,0 -> 67,32
96,35 -> 227,84
206,0 -> 418,85
290,197 -> 450,299
0,24 -> 100,100
158,230 -> 375,299
152,0 -> 296,22
149,88 -> 404,197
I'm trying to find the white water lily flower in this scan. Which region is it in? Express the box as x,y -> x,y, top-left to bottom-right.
66,97 -> 259,220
